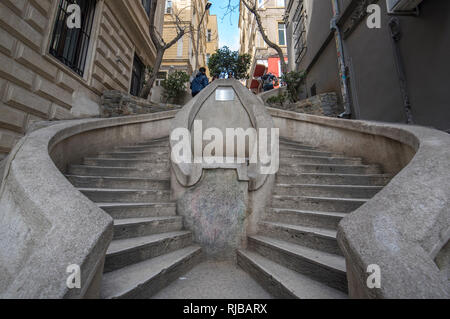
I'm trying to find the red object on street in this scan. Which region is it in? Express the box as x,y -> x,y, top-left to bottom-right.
253,64 -> 266,78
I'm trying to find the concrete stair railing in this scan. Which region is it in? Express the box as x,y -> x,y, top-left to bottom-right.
267,108 -> 450,299
0,111 -> 178,298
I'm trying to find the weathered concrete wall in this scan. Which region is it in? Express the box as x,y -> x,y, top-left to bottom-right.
266,92 -> 342,117
101,90 -> 182,117
177,169 -> 249,261
286,0 -> 450,131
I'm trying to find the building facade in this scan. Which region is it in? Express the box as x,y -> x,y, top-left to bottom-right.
239,0 -> 288,91
205,13 -> 219,78
285,0 -> 450,131
0,0 -> 165,161
159,0 -> 214,81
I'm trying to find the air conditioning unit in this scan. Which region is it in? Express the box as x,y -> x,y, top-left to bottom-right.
387,0 -> 423,13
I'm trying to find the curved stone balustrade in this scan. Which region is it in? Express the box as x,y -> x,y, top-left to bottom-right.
0,89 -> 448,298
0,111 -> 177,298
268,107 -> 450,298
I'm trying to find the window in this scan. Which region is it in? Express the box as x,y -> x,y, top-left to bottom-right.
310,84 -> 317,97
278,23 -> 286,46
276,0 -> 285,7
257,0 -> 264,8
141,0 -> 152,17
206,53 -> 210,64
165,0 -> 172,14
177,37 -> 183,57
293,3 -> 307,63
207,29 -> 212,42
49,0 -> 96,77
130,54 -> 145,96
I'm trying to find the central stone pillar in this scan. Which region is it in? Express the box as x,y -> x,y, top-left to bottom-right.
170,79 -> 276,262
177,169 -> 249,260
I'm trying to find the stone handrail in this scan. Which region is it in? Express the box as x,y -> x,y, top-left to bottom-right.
268,107 -> 450,298
0,111 -> 177,298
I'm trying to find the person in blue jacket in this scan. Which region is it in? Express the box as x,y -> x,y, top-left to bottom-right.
190,67 -> 209,97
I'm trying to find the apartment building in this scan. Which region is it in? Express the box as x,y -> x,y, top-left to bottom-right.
239,0 -> 288,91
205,13 -> 218,78
159,0 -> 213,82
285,0 -> 450,131
0,0 -> 165,161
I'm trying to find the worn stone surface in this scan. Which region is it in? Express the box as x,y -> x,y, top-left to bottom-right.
177,169 -> 249,261
269,107 -> 450,298
267,92 -> 341,117
152,260 -> 273,299
101,90 -> 181,118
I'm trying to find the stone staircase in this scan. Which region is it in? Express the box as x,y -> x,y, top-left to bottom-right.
66,136 -> 391,299
237,137 -> 391,299
66,137 -> 202,299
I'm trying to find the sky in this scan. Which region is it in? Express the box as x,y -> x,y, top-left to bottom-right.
209,0 -> 240,52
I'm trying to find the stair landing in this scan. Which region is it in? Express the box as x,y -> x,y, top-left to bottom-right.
152,260 -> 273,299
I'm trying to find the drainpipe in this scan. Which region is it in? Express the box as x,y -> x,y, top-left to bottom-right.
388,17 -> 414,124
330,0 -> 352,118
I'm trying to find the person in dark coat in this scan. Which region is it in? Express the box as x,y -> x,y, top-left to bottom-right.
190,67 -> 209,97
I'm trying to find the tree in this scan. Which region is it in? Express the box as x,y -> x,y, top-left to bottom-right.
140,0 -> 189,99
225,0 -> 288,74
207,46 -> 252,80
161,71 -> 190,103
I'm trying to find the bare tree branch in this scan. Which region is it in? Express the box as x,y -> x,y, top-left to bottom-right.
140,0 -> 191,99
223,0 -> 287,74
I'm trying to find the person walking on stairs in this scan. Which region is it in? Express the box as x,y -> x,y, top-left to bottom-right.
191,67 -> 209,97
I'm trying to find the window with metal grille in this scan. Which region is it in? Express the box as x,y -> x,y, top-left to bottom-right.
141,0 -> 152,17
293,2 -> 307,64
49,0 -> 96,77
130,55 -> 145,96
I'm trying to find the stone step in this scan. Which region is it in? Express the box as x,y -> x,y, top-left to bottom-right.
68,165 -> 170,179
247,235 -> 347,293
279,149 -> 335,157
83,158 -> 170,168
66,175 -> 170,190
258,222 -> 341,256
104,231 -> 193,273
280,155 -> 362,165
266,208 -> 345,230
113,216 -> 183,240
279,164 -> 382,175
279,140 -> 315,148
78,188 -> 171,203
280,145 -> 318,152
237,249 -> 347,299
276,173 -> 391,186
272,195 -> 367,213
97,150 -> 170,160
274,184 -> 383,199
136,139 -> 170,147
115,145 -> 170,153
98,202 -> 176,219
101,245 -> 202,299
